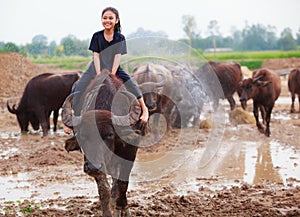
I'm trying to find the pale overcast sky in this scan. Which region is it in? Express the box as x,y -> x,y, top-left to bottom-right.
0,0 -> 299,45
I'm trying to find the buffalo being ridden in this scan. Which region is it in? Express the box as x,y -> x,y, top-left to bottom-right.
288,68 -> 300,113
239,68 -> 281,137
7,71 -> 81,136
195,61 -> 243,111
62,72 -> 147,216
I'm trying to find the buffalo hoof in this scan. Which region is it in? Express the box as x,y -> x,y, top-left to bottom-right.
265,129 -> 270,137
113,208 -> 130,217
65,136 -> 81,152
257,127 -> 265,135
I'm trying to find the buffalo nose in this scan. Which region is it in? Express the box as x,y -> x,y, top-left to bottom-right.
146,102 -> 156,111
84,160 -> 102,175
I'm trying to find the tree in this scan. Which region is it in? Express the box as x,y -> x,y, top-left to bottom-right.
241,23 -> 277,51
278,28 -> 297,50
75,39 -> 90,57
61,35 -> 77,56
182,15 -> 197,63
48,41 -> 57,56
3,42 -> 20,52
207,20 -> 220,38
296,27 -> 300,45
127,27 -> 168,39
28,34 -> 48,55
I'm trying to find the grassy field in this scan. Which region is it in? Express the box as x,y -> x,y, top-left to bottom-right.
29,50 -> 300,71
30,56 -> 91,70
202,50 -> 300,69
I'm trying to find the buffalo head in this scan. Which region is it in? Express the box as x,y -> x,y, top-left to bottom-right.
7,101 -> 39,133
132,64 -> 167,112
62,91 -> 141,176
239,75 -> 270,109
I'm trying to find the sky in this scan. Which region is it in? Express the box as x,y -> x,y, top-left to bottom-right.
0,0 -> 300,45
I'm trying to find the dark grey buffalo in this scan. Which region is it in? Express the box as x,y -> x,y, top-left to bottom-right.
62,73 -> 146,216
7,71 -> 80,136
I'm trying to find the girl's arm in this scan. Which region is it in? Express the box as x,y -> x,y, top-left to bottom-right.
93,52 -> 101,75
111,54 -> 121,75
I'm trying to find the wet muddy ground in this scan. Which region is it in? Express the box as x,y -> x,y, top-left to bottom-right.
0,74 -> 300,216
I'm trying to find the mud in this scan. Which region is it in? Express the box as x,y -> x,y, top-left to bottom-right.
0,53 -> 300,216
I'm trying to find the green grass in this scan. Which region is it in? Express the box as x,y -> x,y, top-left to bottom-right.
27,50 -> 300,71
201,50 -> 300,69
29,56 -> 91,70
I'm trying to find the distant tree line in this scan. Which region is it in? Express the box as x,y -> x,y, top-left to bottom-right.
181,17 -> 300,52
0,34 -> 90,57
0,17 -> 299,57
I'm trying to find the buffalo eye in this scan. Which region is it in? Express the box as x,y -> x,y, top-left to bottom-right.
246,84 -> 252,90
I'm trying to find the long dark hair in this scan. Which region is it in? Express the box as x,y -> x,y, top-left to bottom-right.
102,7 -> 121,33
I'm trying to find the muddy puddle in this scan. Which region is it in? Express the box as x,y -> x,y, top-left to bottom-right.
1,126 -> 299,203
132,136 -> 300,192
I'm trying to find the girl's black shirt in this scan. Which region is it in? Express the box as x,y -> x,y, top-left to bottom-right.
89,30 -> 127,71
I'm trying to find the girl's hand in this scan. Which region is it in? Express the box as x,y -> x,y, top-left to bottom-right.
140,107 -> 149,124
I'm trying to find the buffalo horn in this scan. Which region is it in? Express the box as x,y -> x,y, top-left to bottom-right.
112,91 -> 141,126
252,75 -> 264,83
138,72 -> 167,90
61,93 -> 82,128
155,72 -> 167,88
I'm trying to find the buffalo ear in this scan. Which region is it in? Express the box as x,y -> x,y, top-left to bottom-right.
256,80 -> 271,87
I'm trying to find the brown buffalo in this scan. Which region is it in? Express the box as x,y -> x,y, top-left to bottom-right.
239,68 -> 281,137
62,74 -> 146,216
288,68 -> 300,113
7,71 -> 80,136
196,61 -> 243,110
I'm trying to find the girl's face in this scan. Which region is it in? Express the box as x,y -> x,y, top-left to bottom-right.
102,10 -> 118,31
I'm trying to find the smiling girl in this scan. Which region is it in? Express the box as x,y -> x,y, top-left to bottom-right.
64,7 -> 148,134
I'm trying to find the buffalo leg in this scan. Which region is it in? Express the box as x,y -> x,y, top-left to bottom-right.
253,103 -> 264,134
110,178 -> 118,209
298,94 -> 300,112
291,93 -> 296,113
113,147 -> 137,216
53,109 -> 59,132
95,175 -> 112,217
114,180 -> 130,217
259,106 -> 266,125
227,96 -> 236,110
37,108 -> 49,136
47,111 -> 51,130
264,107 -> 273,137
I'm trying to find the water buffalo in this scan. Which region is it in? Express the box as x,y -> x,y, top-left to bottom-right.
195,61 -> 243,110
132,63 -> 181,132
239,68 -> 281,137
168,65 -> 207,128
288,68 -> 300,113
7,71 -> 80,136
62,73 -> 146,216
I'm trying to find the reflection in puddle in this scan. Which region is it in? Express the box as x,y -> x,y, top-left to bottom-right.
0,170 -> 97,202
131,137 -> 300,192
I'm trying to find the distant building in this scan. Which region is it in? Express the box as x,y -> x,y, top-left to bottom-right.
204,48 -> 233,53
